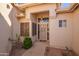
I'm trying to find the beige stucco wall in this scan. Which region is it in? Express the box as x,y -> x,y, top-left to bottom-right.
9,7 -> 20,40
72,7 -> 79,55
49,13 -> 73,49
49,6 -> 79,54
0,3 -> 12,55
0,3 -> 20,55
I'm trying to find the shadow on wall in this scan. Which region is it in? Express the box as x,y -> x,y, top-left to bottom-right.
0,13 -> 11,54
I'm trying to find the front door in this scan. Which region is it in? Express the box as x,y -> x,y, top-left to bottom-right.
38,18 -> 49,41
39,23 -> 47,41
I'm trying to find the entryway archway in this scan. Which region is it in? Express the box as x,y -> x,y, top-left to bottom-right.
31,11 -> 49,42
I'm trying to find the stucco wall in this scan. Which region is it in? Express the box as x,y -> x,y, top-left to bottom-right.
49,13 -> 73,49
0,3 -> 20,55
72,7 -> 79,55
0,4 -> 12,55
0,13 -> 10,55
9,8 -> 20,40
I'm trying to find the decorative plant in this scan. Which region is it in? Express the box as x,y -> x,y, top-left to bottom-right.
23,36 -> 32,49
16,33 -> 19,41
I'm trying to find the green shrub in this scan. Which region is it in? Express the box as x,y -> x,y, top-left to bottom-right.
23,36 -> 32,49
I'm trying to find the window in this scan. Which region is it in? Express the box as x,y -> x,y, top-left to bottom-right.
32,23 -> 37,36
59,20 -> 67,27
63,20 -> 66,27
38,17 -> 49,23
42,17 -> 49,22
59,20 -> 62,27
38,18 -> 41,22
20,23 -> 29,36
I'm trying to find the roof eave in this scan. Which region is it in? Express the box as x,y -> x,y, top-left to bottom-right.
15,3 -> 44,11
56,3 -> 79,14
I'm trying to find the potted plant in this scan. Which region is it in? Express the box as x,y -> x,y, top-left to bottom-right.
23,36 -> 32,49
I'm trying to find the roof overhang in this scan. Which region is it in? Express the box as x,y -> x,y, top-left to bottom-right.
12,3 -> 79,14
14,3 -> 44,11
56,3 -> 79,14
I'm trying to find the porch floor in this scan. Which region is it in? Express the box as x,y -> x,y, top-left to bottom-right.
22,40 -> 49,56
10,40 -> 49,56
10,40 -> 76,56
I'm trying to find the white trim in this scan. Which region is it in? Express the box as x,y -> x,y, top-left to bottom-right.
0,53 -> 9,56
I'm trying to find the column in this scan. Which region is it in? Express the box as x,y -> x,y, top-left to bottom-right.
26,11 -> 32,38
49,8 -> 57,47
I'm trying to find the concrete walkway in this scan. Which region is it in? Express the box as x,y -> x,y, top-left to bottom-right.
10,40 -> 75,56
22,41 -> 49,56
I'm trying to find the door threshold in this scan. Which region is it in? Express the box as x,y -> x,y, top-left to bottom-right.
39,40 -> 47,42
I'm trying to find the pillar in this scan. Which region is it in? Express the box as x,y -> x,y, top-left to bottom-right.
49,8 -> 57,47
